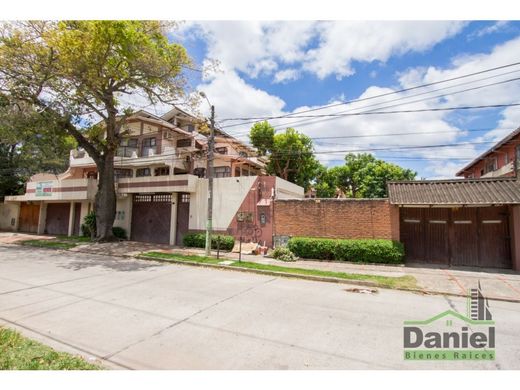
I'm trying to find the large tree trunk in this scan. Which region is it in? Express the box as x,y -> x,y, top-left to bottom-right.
94,150 -> 117,241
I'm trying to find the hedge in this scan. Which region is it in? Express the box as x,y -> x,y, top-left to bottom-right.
182,233 -> 235,251
287,237 -> 404,264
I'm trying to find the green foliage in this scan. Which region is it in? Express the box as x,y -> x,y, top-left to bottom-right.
81,211 -> 97,239
112,226 -> 127,240
314,164 -> 339,198
287,237 -> 405,264
249,124 -> 320,190
182,233 -> 235,251
272,247 -> 296,262
0,327 -> 101,370
315,153 -> 416,198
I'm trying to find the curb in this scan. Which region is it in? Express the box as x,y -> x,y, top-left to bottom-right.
135,255 -> 520,303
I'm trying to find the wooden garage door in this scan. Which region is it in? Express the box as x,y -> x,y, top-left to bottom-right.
45,203 -> 70,235
131,194 -> 171,245
19,203 -> 40,233
400,206 -> 511,268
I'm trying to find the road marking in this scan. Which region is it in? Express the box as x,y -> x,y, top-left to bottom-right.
441,269 -> 467,295
496,275 -> 520,298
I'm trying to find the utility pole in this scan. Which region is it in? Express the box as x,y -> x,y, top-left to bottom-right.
205,104 -> 215,256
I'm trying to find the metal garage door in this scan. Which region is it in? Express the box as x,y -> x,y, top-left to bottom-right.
400,206 -> 511,268
131,194 -> 172,245
45,203 -> 70,235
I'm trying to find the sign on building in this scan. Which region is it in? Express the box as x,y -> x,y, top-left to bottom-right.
35,181 -> 53,197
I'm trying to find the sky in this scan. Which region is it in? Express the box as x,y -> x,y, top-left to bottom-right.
154,20 -> 520,180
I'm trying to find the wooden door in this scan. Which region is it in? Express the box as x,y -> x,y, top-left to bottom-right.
19,203 -> 40,233
400,208 -> 425,262
45,203 -> 70,235
450,207 -> 479,267
176,192 -> 190,246
478,206 -> 511,268
131,194 -> 172,245
424,208 -> 450,265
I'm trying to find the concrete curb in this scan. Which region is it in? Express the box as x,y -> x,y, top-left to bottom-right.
7,241 -> 520,304
135,254 -> 520,304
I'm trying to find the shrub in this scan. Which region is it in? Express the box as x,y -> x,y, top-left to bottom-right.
272,247 -> 296,262
182,233 -> 235,251
81,211 -> 97,239
288,237 -> 404,264
112,226 -> 127,240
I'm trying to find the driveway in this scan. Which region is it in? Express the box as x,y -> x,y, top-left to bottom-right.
1,243 -> 520,369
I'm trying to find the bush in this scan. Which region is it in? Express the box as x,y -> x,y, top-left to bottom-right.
287,237 -> 404,264
81,211 -> 97,239
272,247 -> 296,262
182,233 -> 235,251
112,226 -> 127,240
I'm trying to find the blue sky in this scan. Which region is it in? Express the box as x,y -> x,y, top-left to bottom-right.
169,21 -> 520,179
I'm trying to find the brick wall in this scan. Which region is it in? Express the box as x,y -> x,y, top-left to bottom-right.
274,198 -> 400,241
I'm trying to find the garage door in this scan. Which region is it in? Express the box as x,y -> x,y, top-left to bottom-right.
131,194 -> 171,244
19,202 -> 40,233
45,203 -> 70,235
400,206 -> 511,268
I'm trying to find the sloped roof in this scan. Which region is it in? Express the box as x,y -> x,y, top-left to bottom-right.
387,178 -> 520,205
456,126 -> 520,176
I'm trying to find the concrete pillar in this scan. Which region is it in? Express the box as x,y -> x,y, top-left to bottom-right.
37,202 -> 47,235
170,192 -> 178,246
67,202 -> 75,237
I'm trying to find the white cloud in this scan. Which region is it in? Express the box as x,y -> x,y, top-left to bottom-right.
183,21 -> 465,81
273,68 -> 300,84
303,21 -> 466,79
468,21 -> 509,40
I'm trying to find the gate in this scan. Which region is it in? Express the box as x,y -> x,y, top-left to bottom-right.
176,193 -> 190,246
131,194 -> 172,245
45,203 -> 70,235
19,202 -> 40,233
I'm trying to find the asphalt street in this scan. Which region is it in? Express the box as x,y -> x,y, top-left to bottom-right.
1,244 -> 519,369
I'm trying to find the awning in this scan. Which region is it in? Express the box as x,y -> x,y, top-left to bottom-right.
387,178 -> 520,206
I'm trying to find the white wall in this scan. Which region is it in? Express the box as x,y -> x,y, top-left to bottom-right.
275,177 -> 305,199
0,202 -> 20,231
189,176 -> 257,231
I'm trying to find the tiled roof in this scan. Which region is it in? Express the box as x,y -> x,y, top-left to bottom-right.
387,178 -> 520,205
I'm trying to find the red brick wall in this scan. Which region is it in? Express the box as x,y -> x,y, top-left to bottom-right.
274,198 -> 400,241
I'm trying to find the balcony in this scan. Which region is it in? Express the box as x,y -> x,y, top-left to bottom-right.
116,174 -> 198,194
5,178 -> 97,202
481,161 -> 515,178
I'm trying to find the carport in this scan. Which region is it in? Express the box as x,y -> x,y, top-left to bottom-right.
388,178 -> 520,271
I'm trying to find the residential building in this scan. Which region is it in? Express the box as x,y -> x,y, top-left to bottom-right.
1,106 -> 304,246
456,126 -> 520,179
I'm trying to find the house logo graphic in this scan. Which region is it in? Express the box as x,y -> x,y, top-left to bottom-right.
403,282 -> 495,360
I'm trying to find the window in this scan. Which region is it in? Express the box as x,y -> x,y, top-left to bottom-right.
215,147 -> 228,154
114,169 -> 133,180
181,193 -> 190,203
116,138 -> 138,157
193,167 -> 206,178
177,138 -> 192,148
484,157 -> 497,174
136,168 -> 151,177
213,166 -> 231,178
238,151 -> 248,158
505,153 -> 510,165
154,167 -> 170,176
141,137 -> 157,157
187,124 -> 195,132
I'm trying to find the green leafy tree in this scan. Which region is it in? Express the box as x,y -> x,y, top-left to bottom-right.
325,153 -> 416,198
0,21 -> 191,240
249,123 -> 320,190
314,164 -> 338,198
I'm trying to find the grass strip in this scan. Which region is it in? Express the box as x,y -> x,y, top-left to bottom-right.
20,240 -> 77,250
141,252 -> 417,289
0,327 -> 101,370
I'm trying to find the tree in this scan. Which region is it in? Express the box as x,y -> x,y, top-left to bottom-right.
315,153 -> 416,198
0,94 -> 75,200
249,123 -> 320,190
313,164 -> 338,198
0,21 -> 191,240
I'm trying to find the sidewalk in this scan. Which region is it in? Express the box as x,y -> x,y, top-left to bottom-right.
2,232 -> 520,302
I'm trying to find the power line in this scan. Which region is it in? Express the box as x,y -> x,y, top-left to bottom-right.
218,60 -> 520,126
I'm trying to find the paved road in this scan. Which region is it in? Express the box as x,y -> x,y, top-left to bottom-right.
1,244 -> 519,369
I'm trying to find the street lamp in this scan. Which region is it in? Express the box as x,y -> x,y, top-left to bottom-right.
199,92 -> 215,257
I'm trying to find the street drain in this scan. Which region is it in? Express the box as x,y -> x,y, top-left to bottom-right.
344,287 -> 378,294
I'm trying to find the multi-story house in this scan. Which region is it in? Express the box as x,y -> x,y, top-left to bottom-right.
456,126 -> 520,178
2,106 -> 303,246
